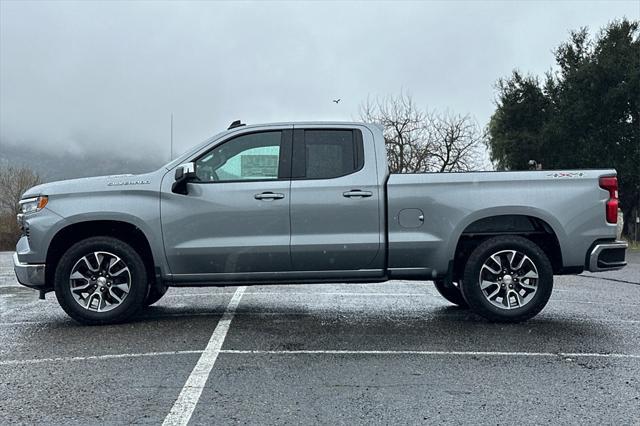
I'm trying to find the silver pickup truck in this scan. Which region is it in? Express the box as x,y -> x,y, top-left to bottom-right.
14,121 -> 628,324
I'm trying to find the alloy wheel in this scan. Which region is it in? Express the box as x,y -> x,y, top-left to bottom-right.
478,249 -> 539,310
69,251 -> 131,312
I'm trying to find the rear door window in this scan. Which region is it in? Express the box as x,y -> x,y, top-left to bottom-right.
293,129 -> 364,179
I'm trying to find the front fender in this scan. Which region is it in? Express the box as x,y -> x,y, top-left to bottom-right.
42,189 -> 166,273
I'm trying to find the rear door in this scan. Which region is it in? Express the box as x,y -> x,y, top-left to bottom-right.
289,126 -> 383,272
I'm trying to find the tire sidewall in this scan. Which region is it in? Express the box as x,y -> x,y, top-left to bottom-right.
461,236 -> 553,322
54,237 -> 147,325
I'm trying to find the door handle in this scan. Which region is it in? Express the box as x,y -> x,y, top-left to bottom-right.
343,190 -> 373,198
254,192 -> 285,200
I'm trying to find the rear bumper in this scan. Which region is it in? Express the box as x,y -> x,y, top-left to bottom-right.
588,240 -> 628,272
13,252 -> 47,289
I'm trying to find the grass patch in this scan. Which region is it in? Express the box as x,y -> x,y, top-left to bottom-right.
623,238 -> 640,251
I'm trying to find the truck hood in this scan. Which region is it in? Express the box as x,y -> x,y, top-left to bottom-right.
22,171 -> 162,198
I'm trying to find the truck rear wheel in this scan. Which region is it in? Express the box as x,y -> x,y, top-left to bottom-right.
433,279 -> 468,308
54,237 -> 147,325
460,235 -> 553,322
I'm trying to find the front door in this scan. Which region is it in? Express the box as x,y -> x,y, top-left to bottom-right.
161,128 -> 292,278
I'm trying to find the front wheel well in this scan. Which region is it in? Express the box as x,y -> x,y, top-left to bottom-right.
451,215 -> 563,281
45,221 -> 155,288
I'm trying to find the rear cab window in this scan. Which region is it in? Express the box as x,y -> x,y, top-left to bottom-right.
292,129 -> 364,179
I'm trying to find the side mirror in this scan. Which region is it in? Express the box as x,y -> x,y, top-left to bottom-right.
171,162 -> 196,195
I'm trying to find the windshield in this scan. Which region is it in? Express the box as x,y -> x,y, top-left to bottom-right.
162,130 -> 229,170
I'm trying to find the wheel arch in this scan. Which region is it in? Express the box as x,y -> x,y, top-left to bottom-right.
450,212 -> 565,280
45,220 -> 158,288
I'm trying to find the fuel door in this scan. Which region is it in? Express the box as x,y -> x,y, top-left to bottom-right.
398,208 -> 424,228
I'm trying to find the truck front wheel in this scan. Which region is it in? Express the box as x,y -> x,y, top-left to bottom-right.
53,237 -> 147,325
460,236 -> 553,322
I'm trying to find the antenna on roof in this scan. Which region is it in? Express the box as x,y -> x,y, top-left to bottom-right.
228,120 -> 246,130
170,113 -> 174,160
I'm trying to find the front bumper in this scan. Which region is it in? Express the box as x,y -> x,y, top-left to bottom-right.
588,240 -> 628,272
13,252 -> 47,289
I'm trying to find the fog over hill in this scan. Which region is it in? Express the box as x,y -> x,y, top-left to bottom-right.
0,143 -> 166,183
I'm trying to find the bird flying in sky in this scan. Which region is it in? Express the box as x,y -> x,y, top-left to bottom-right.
332,99 -> 341,104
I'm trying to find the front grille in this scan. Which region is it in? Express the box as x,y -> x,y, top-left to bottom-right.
16,214 -> 31,243
23,223 -> 31,243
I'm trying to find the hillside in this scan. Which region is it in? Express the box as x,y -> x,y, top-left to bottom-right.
0,143 -> 165,182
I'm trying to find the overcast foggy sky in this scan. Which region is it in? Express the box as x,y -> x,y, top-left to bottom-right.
1,0 -> 638,162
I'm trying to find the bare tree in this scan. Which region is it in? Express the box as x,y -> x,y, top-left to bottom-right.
427,112 -> 485,172
360,92 -> 485,173
0,166 -> 41,249
0,166 -> 41,216
360,93 -> 430,173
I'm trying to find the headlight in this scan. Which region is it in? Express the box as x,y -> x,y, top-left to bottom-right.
19,196 -> 48,214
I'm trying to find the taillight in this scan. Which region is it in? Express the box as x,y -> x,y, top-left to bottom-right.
599,176 -> 618,224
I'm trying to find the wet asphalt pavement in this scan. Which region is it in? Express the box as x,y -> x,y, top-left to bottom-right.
0,251 -> 639,425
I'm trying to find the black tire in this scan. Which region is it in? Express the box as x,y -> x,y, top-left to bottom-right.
54,237 -> 147,325
433,279 -> 469,308
460,235 -> 553,323
144,284 -> 168,307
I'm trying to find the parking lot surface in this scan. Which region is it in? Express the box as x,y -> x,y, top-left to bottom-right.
1,251 -> 639,425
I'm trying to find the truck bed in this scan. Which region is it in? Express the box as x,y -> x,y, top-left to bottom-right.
385,169 -> 617,277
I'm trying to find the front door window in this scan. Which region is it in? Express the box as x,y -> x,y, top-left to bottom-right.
195,131 -> 282,182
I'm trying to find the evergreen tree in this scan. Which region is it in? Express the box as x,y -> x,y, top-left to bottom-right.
488,19 -> 640,237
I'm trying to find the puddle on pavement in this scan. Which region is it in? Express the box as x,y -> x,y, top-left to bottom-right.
0,286 -> 41,310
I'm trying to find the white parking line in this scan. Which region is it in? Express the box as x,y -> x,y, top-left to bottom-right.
1,348 -> 638,367
553,299 -> 640,307
0,350 -> 202,366
162,286 -> 246,426
220,349 -> 640,359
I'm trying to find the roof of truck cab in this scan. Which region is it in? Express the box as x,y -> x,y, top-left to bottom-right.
237,121 -> 377,129
164,121 -> 381,170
